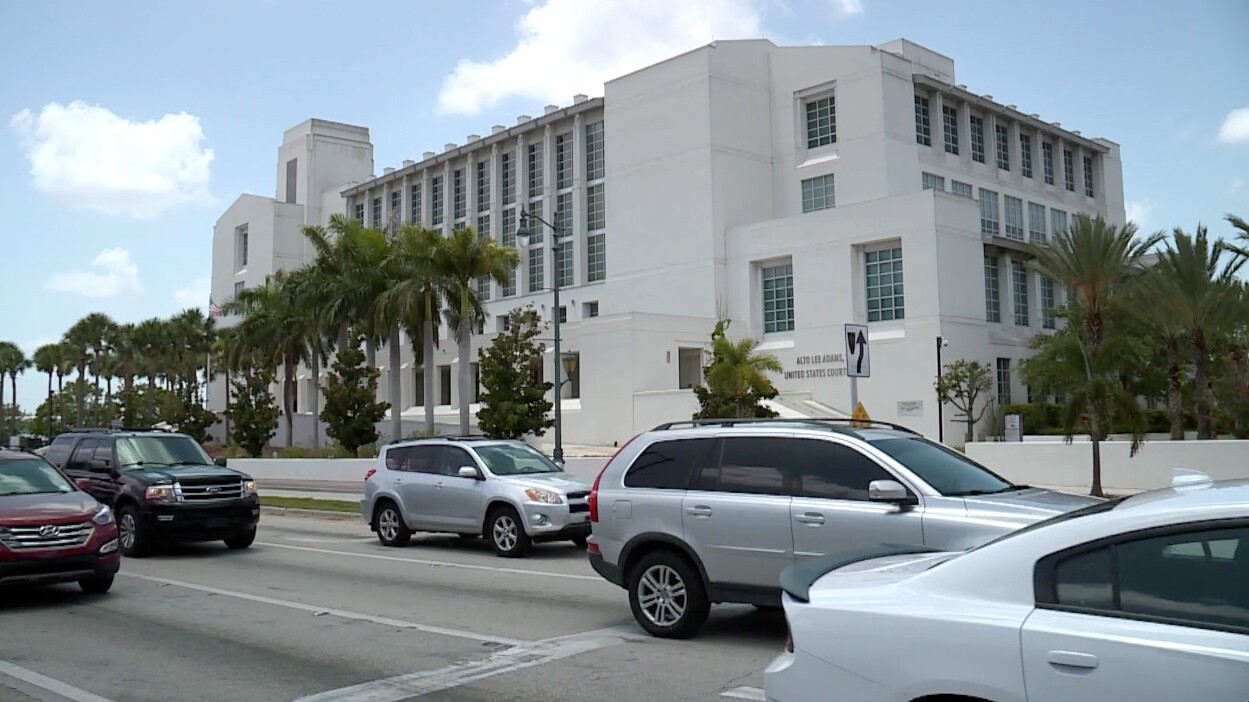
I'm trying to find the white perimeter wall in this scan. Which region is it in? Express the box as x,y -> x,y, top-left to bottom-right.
966,440 -> 1249,494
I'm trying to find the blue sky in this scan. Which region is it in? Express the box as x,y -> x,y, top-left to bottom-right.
2,0 -> 1247,410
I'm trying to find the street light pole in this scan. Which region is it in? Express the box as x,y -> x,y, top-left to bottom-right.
518,206 -> 566,465
936,336 -> 947,444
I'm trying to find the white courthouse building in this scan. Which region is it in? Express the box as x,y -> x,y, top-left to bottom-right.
209,38 -> 1125,447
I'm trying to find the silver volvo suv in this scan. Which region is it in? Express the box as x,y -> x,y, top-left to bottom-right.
363,437 -> 593,557
586,419 -> 1100,638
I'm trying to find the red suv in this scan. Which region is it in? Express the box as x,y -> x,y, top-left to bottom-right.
0,447 -> 121,593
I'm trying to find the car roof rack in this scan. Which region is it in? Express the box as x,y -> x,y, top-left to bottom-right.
649,417 -> 921,436
67,426 -> 170,434
386,433 -> 496,445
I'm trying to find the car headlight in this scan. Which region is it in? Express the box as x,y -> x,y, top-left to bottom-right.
242,480 -> 257,497
92,505 -> 115,525
524,488 -> 564,505
145,484 -> 175,502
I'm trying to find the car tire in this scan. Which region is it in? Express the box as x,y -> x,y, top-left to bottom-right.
224,528 -> 256,550
117,504 -> 150,558
487,507 -> 530,558
374,501 -> 411,547
627,550 -> 710,639
571,536 -> 588,549
78,575 -> 114,594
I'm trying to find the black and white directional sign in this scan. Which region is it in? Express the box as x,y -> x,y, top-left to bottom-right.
844,323 -> 871,378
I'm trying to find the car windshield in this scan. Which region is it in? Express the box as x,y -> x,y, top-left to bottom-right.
869,436 -> 1016,496
116,436 -> 213,468
0,458 -> 75,496
474,444 -> 562,476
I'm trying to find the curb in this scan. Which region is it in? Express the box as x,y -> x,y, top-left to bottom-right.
261,506 -> 364,522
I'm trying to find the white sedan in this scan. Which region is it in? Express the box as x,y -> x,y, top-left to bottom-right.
764,471 -> 1249,702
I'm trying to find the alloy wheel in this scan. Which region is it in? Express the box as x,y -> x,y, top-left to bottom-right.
637,564 -> 687,627
378,508 -> 400,542
119,512 -> 136,550
492,514 -> 518,552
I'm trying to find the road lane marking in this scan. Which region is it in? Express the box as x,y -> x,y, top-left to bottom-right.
292,625 -> 641,702
119,572 -> 528,647
721,686 -> 766,701
0,660 -> 115,702
255,541 -> 602,582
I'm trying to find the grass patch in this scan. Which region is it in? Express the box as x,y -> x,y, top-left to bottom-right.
261,496 -> 360,513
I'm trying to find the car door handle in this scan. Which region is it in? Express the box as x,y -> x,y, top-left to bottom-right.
794,512 -> 825,525
434,482 -> 443,489
1047,651 -> 1098,670
394,478 -> 404,484
685,506 -> 713,517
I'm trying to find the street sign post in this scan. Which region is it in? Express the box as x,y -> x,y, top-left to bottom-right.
844,323 -> 871,413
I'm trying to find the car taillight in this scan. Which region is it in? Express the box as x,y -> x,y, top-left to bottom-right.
365,469 -> 376,482
589,433 -> 640,523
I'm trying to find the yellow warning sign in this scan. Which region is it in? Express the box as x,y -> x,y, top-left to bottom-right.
850,402 -> 871,427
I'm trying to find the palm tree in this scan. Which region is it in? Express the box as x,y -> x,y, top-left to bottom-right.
53,342 -> 72,428
436,226 -> 519,434
703,331 -> 784,418
1144,225 -> 1246,438
63,316 -> 101,425
134,318 -> 168,421
1131,275 -> 1187,439
1027,213 -> 1164,495
0,342 -> 21,441
222,270 -> 314,448
105,323 -> 141,425
377,225 -> 449,437
1226,213 -> 1248,261
33,343 -> 61,435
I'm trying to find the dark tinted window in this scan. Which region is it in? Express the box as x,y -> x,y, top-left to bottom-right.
1050,526 -> 1249,632
67,438 -> 100,470
1054,547 -> 1115,610
45,436 -> 78,467
869,437 -> 1011,496
793,439 -> 894,501
698,437 -> 789,496
440,447 -> 476,476
1117,527 -> 1248,630
624,439 -> 712,489
385,446 -> 440,474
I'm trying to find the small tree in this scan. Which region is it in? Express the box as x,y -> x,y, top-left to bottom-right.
478,306 -> 554,440
693,319 -> 781,419
934,360 -> 994,444
320,342 -> 388,455
226,363 -> 279,457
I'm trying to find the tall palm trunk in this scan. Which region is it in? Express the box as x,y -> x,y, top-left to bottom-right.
148,368 -> 159,420
122,374 -> 135,425
75,363 -> 87,426
93,364 -> 102,425
10,374 -> 18,438
1085,309 -> 1105,497
423,319 -> 435,436
1164,340 -> 1184,440
309,351 -> 320,449
0,378 -> 6,442
283,355 -> 297,448
56,370 -> 64,428
46,370 -> 53,437
389,328 -> 403,441
105,376 -> 114,424
457,319 -> 471,435
1192,330 -> 1213,439
1089,415 -> 1103,497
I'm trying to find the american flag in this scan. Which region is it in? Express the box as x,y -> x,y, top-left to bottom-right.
209,298 -> 222,318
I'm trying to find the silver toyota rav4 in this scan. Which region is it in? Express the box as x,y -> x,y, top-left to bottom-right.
363,437 -> 593,557
586,419 -> 1100,638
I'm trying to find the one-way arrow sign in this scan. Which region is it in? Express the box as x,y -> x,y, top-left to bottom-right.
844,323 -> 871,378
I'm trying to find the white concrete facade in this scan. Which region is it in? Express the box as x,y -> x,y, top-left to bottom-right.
209,38 -> 1124,448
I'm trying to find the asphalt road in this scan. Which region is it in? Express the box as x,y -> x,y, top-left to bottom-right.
0,514 -> 784,702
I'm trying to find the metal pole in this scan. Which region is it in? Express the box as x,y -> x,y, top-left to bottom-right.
936,336 -> 944,444
552,237 -> 563,465
849,376 -> 858,415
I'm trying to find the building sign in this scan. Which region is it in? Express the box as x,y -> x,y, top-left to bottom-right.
784,352 -> 847,380
897,400 -> 923,417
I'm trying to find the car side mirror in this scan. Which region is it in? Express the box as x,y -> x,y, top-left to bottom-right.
89,458 -> 111,473
215,457 -> 228,467
458,465 -> 482,480
74,478 -> 92,491
869,479 -> 918,506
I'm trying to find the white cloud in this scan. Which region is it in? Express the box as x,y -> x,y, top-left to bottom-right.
1217,107 -> 1249,144
437,0 -> 765,116
172,275 -> 211,313
833,0 -> 864,15
10,101 -> 214,219
1126,200 -> 1154,228
45,247 -> 143,299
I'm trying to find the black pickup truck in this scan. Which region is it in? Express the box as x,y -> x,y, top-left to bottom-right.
45,428 -> 260,557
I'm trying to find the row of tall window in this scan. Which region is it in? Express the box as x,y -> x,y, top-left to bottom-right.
354,120 -> 607,297
910,93 -> 1096,197
760,244 -> 905,334
985,252 -> 1058,330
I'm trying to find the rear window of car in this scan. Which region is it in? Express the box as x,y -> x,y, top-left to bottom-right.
624,438 -> 714,489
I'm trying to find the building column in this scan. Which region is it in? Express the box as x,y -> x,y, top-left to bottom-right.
958,99 -> 973,166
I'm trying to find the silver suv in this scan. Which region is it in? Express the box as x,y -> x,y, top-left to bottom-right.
586,419 -> 1099,638
363,437 -> 593,557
